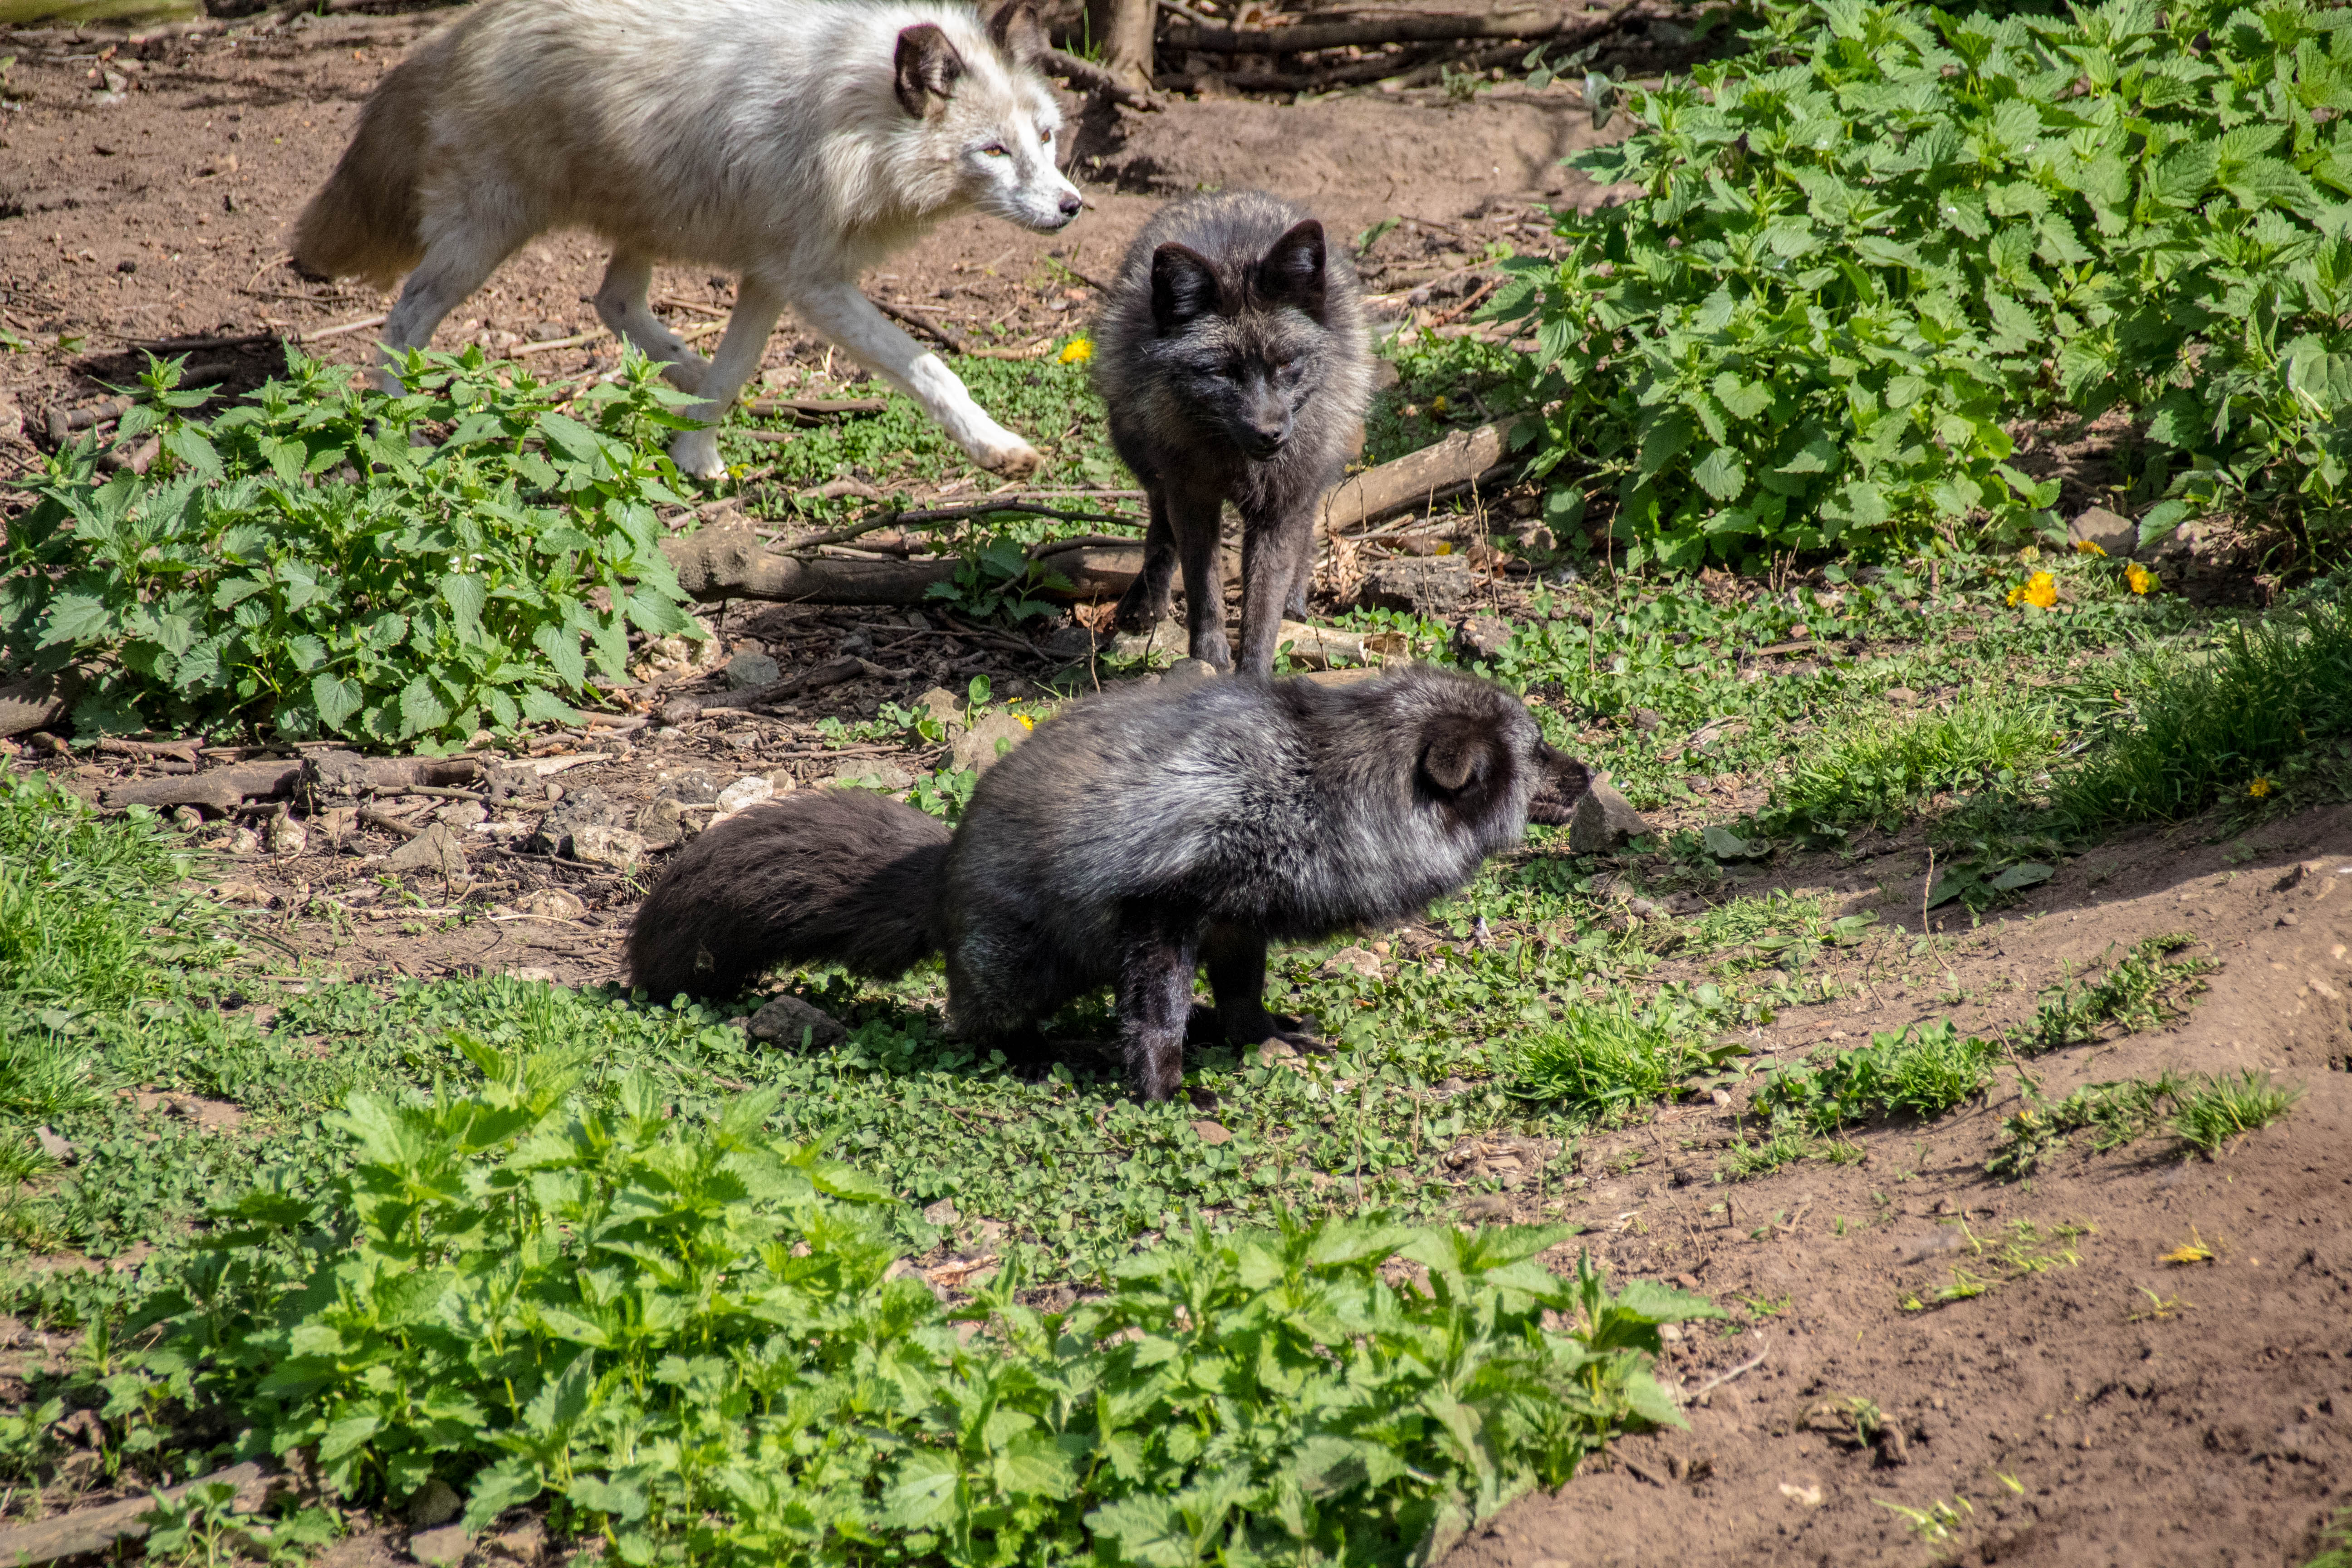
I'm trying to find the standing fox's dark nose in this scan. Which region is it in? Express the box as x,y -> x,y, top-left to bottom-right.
1058,192 -> 1083,219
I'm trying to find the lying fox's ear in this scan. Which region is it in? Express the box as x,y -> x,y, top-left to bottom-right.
1525,744 -> 1592,827
1257,219 -> 1328,323
895,24 -> 966,118
986,0 -> 1048,66
1418,713 -> 1501,796
1152,243 -> 1225,332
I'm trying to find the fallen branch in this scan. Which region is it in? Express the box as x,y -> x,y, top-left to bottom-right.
302,751 -> 485,799
786,500 -> 1139,552
1164,8 -> 1603,51
744,396 -> 889,421
661,531 -> 964,605
659,653 -> 874,726
1041,47 -> 1161,111
1678,1337 -> 1770,1406
876,299 -> 972,355
1318,418 -> 1517,536
101,760 -> 302,812
0,1462 -> 271,1568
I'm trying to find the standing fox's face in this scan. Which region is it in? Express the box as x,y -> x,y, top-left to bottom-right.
894,0 -> 1084,233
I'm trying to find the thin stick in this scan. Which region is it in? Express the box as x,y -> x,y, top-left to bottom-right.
1679,1337 -> 1770,1405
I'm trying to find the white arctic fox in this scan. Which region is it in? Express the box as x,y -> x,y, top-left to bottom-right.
292,0 -> 1082,479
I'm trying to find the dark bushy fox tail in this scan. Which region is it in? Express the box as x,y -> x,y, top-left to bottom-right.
627,791 -> 951,1002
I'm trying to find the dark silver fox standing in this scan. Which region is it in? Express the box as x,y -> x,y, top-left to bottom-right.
627,667 -> 1590,1100
1091,191 -> 1374,676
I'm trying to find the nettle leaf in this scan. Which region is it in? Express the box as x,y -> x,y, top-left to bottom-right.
441,573 -> 489,638
1691,446 -> 1749,502
312,672 -> 364,731
398,676 -> 453,739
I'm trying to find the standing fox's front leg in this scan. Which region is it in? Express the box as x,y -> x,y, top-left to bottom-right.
791,279 -> 1044,479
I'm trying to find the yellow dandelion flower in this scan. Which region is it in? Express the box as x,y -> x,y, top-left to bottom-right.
2125,561 -> 2155,595
2074,539 -> 2106,556
1018,715 -> 1035,730
1432,394 -> 1450,414
2008,570 -> 2057,610
2249,777 -> 2273,799
1058,337 -> 1093,364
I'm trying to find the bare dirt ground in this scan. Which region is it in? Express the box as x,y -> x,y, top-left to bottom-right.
4,10 -> 2351,1566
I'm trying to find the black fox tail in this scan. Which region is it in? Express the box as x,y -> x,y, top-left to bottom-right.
627,790 -> 951,1001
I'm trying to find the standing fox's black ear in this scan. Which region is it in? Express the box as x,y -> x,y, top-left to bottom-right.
895,24 -> 966,117
1418,714 -> 1502,796
1256,219 -> 1328,323
986,0 -> 1048,66
1152,243 -> 1225,332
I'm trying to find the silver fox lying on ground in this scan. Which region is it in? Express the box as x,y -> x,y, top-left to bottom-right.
628,668 -> 1592,1100
292,0 -> 1081,481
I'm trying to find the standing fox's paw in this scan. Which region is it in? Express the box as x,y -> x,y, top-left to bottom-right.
979,441 -> 1044,480
667,429 -> 727,482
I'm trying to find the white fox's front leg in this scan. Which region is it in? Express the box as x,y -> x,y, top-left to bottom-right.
791,279 -> 1043,479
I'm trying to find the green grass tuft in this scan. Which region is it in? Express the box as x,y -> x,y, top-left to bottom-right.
1506,1004 -> 1728,1121
2169,1069 -> 2303,1158
1771,690 -> 2061,833
1752,1021 -> 2002,1134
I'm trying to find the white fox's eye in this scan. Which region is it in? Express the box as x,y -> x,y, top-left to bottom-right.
981,143 -> 1010,158
1040,127 -> 1054,143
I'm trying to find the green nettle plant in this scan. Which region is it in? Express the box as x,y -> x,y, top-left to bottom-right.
131,1042 -> 1720,1568
1486,0 -> 2352,568
1,349 -> 706,748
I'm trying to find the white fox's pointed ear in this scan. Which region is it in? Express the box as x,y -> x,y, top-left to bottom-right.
894,23 -> 966,118
1257,218 -> 1328,322
1151,242 -> 1224,331
986,0 -> 1048,67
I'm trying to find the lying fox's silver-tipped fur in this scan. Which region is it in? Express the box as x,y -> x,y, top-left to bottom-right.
628,666 -> 1592,1100
294,0 -> 1082,481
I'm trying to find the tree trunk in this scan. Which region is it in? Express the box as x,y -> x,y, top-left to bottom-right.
1084,0 -> 1156,92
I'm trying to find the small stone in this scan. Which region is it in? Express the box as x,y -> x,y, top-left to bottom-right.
387,823 -> 470,876
1320,944 -> 1384,981
2068,504 -> 2138,559
1190,1120 -> 1233,1146
825,762 -> 919,791
745,994 -> 848,1050
211,879 -> 276,907
432,799 -> 487,830
505,966 -> 560,985
169,805 -> 204,833
1362,554 -> 1473,615
1884,686 -> 1917,703
482,1518 -> 547,1566
657,769 -> 722,806
33,1126 -> 74,1166
262,813 -> 308,857
407,1523 -> 472,1567
764,769 -> 800,794
634,796 -> 685,850
1630,708 -> 1665,732
405,1479 -> 462,1529
1453,614 -> 1514,663
724,651 -> 782,690
1674,1274 -> 1700,1290
569,824 -> 647,871
1041,625 -> 1100,662
2279,912 -> 2301,927
1109,617 -> 1189,662
533,787 -> 625,855
713,775 -> 774,817
922,1197 -> 962,1227
1276,621 -> 1372,671
1569,779 -> 1651,855
516,888 -> 586,920
1161,658 -> 1218,691
228,826 -> 260,856
916,686 -> 967,730
952,712 -> 1032,772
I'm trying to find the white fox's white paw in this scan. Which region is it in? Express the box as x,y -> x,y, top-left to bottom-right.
979,441 -> 1044,480
667,430 -> 726,482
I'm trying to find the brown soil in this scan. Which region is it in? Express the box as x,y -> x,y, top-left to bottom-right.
4,13 -> 2351,1567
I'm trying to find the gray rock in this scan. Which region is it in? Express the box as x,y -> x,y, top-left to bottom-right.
33,1125 -> 74,1166
952,712 -> 1032,772
1042,624 -> 1101,662
533,786 -> 624,855
432,799 -> 487,830
658,769 -> 722,806
916,686 -> 966,731
2068,505 -> 2138,558
1109,617 -> 1188,663
1568,779 -> 1651,855
1453,614 -> 1513,663
1162,658 -> 1218,690
1362,555 -> 1473,615
745,994 -> 848,1050
921,1197 -> 961,1227
634,796 -> 685,850
724,651 -> 782,690
387,823 -> 469,877
405,1479 -> 462,1530
262,811 -> 308,857
569,823 -> 647,871
407,1523 -> 471,1567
